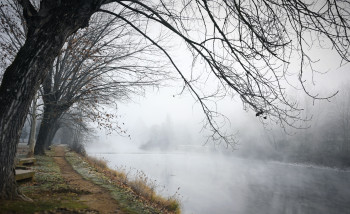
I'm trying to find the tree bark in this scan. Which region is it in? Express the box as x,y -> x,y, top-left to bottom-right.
0,31 -> 56,199
27,92 -> 38,157
0,1 -> 99,199
34,114 -> 59,155
27,123 -> 32,146
45,122 -> 60,148
34,96 -> 68,154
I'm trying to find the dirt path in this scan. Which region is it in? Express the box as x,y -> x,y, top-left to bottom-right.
53,146 -> 123,214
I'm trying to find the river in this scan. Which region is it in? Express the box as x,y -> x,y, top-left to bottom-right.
87,146 -> 350,214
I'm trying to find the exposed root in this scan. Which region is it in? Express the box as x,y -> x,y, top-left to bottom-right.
17,192 -> 33,202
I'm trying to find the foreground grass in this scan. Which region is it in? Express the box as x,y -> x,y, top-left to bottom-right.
0,150 -> 91,213
66,151 -> 181,214
0,147 -> 180,214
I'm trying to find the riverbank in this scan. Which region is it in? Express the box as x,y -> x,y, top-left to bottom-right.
0,145 -> 180,214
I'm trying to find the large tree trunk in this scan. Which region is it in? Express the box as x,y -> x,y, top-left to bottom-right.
45,122 -> 60,148
0,1 -> 99,199
35,76 -> 73,153
0,31 -> 58,200
35,95 -> 69,154
27,92 -> 38,157
34,114 -> 59,155
27,122 -> 32,146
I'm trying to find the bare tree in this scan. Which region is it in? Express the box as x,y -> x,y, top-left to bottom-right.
63,109 -> 96,155
34,11 -> 166,155
1,0 -> 350,199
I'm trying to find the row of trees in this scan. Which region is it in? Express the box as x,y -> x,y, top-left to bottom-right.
1,0 -> 350,199
33,9 -> 167,154
1,1 -> 167,155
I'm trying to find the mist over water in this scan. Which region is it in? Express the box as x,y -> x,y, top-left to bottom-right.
84,65 -> 350,213
87,142 -> 350,214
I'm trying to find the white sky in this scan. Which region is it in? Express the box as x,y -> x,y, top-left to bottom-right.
94,41 -> 350,150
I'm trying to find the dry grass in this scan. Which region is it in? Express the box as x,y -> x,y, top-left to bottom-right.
86,156 -> 108,169
128,170 -> 180,213
84,155 -> 181,214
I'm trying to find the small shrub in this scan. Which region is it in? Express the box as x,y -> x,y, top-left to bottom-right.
86,156 -> 108,169
111,169 -> 128,184
70,142 -> 86,156
128,170 -> 181,213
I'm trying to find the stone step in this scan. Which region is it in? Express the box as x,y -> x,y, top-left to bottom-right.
15,169 -> 35,181
17,158 -> 36,166
15,166 -> 30,170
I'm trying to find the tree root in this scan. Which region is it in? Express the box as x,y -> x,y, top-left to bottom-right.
17,192 -> 33,202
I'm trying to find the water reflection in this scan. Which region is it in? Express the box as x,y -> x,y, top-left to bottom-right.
88,151 -> 350,214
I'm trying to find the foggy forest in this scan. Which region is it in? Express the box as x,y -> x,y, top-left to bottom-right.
1,0 -> 350,213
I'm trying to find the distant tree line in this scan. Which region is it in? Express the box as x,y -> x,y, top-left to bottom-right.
226,86 -> 350,168
268,87 -> 350,168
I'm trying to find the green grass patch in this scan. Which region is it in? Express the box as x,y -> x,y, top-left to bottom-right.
0,150 -> 90,214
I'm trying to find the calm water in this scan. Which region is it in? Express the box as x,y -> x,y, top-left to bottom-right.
88,150 -> 350,214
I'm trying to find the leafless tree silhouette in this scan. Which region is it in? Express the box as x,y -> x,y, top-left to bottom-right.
34,11 -> 167,154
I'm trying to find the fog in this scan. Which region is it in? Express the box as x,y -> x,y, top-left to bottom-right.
87,138 -> 350,213
68,20 -> 350,213
83,62 -> 350,213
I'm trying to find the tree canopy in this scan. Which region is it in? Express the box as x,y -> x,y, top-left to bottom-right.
99,0 -> 350,144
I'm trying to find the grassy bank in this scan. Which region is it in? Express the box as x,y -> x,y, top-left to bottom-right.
66,150 -> 181,214
0,147 -> 180,214
0,150 -> 90,213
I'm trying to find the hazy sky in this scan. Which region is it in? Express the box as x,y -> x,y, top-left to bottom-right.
93,21 -> 350,150
95,59 -> 350,151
